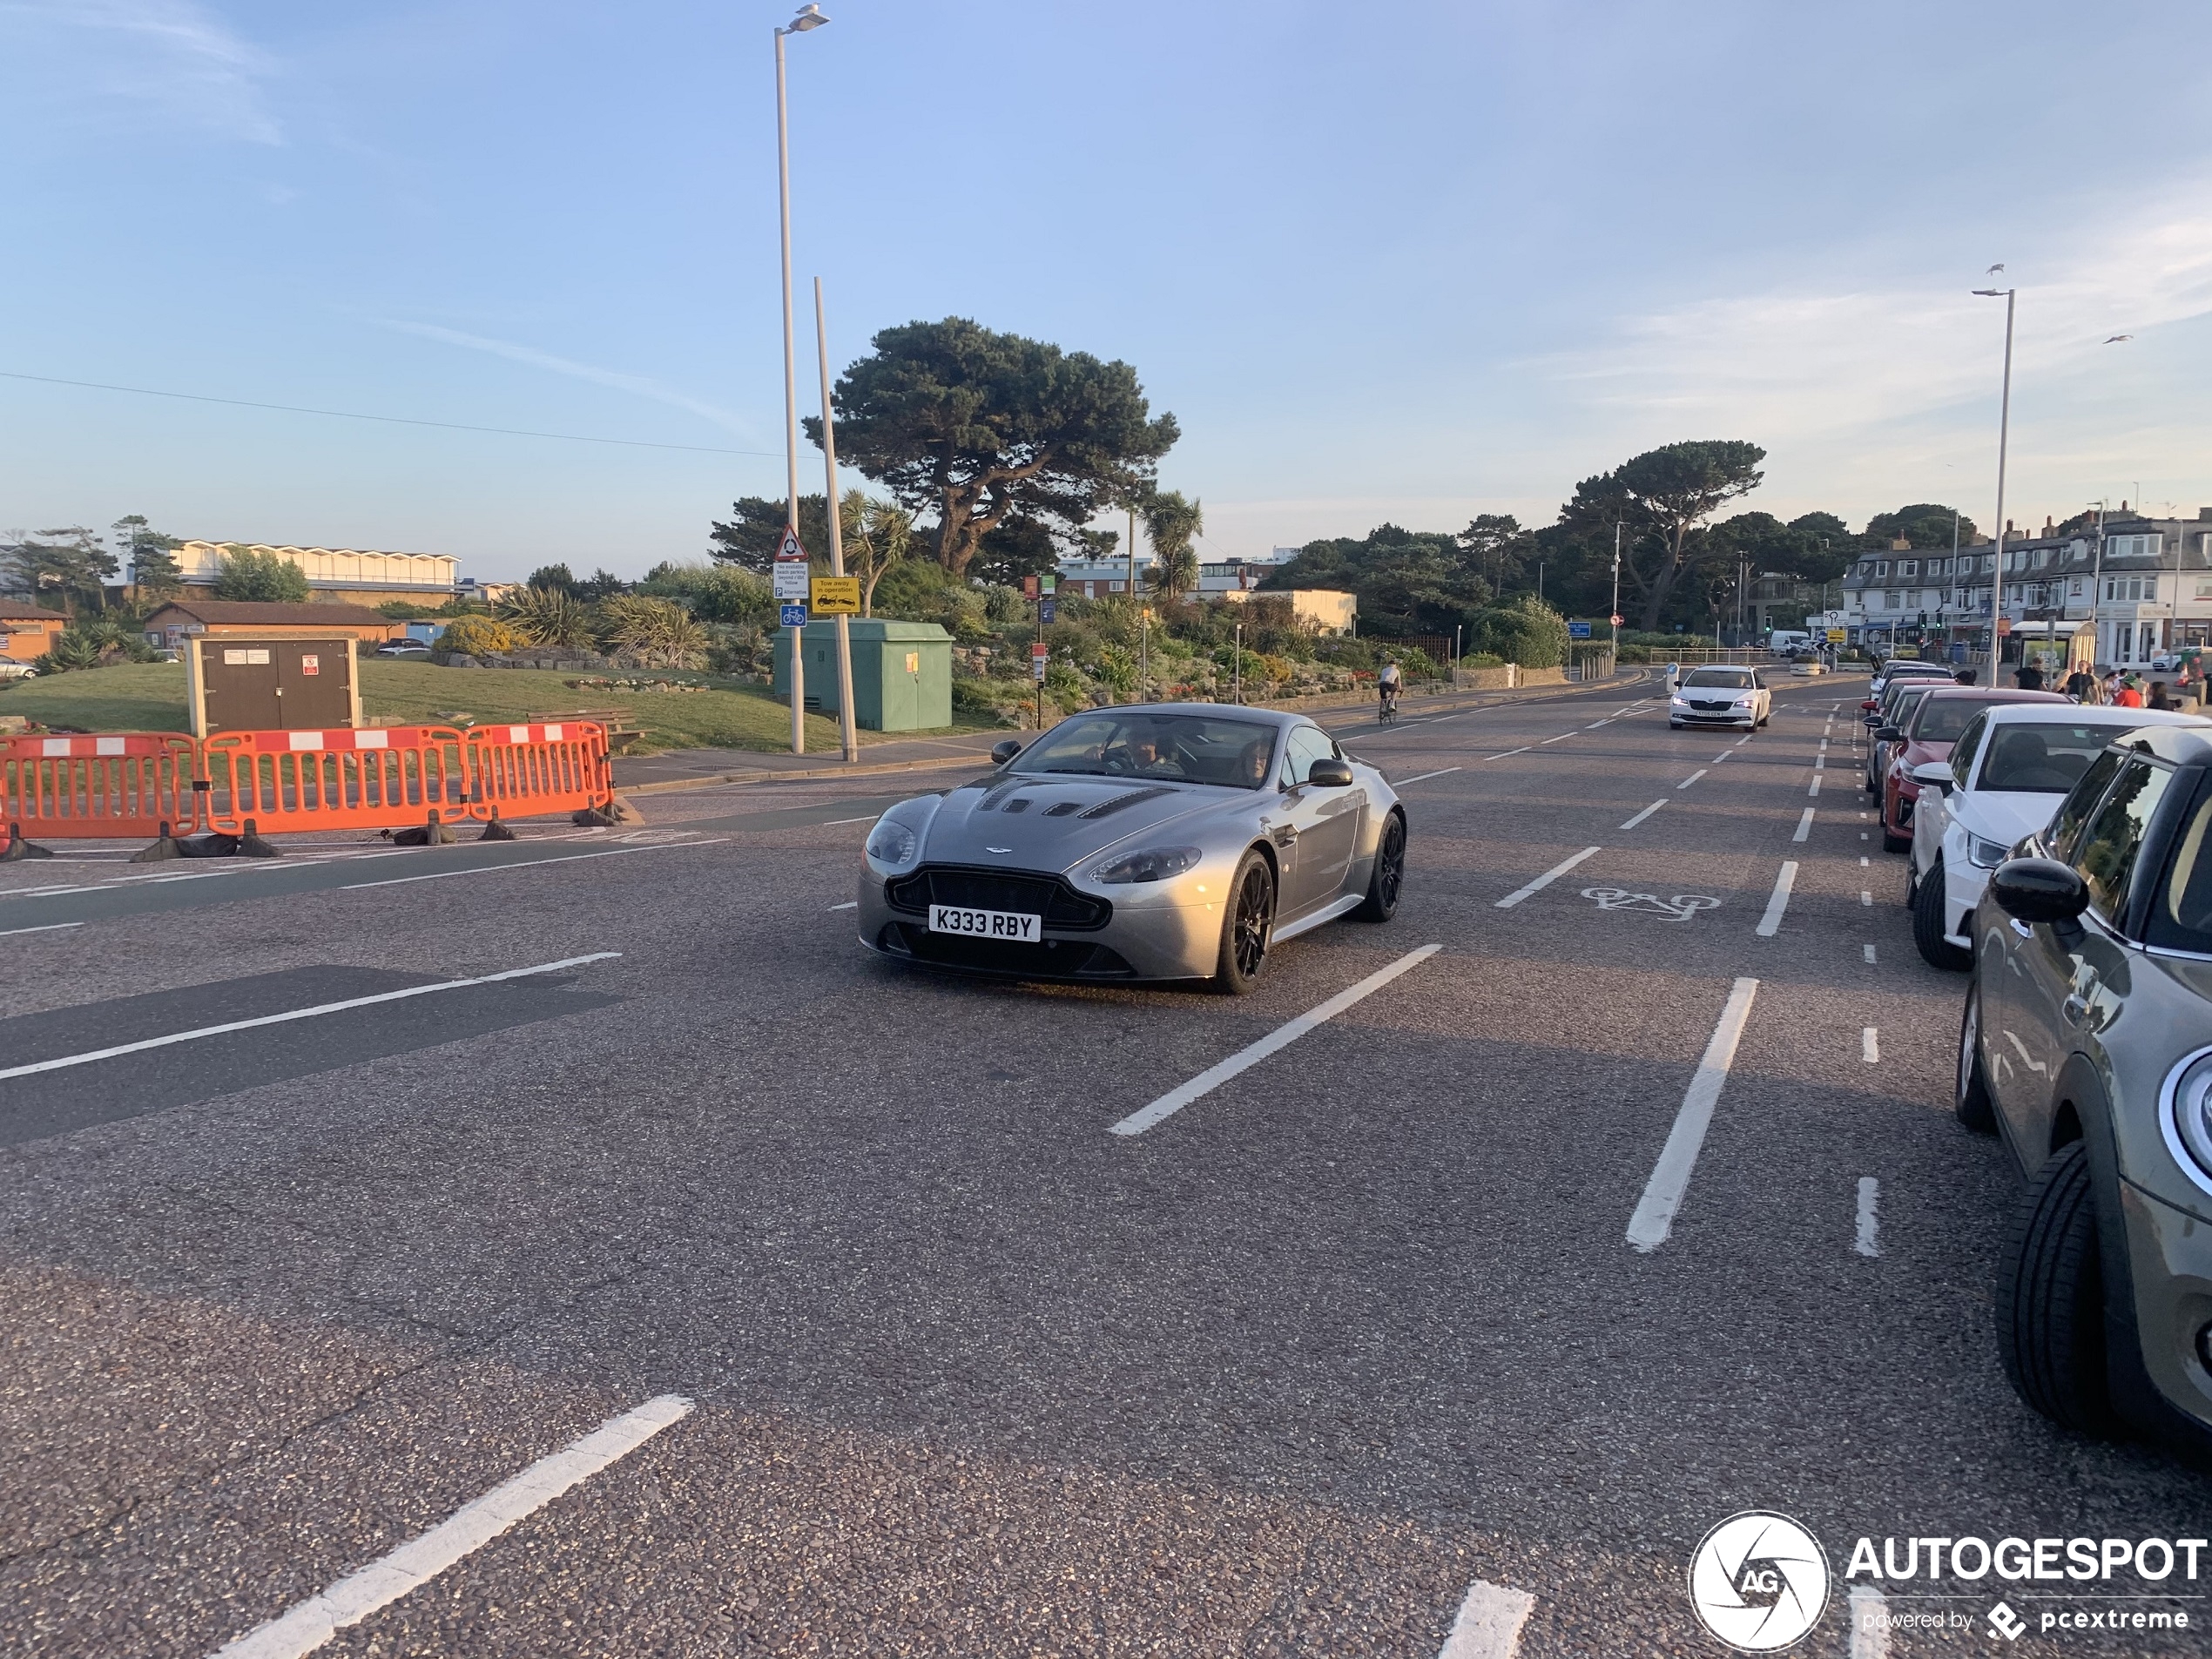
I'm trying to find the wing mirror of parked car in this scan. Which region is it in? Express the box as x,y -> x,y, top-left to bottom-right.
1909,760 -> 1953,795
1305,758 -> 1355,787
1875,725 -> 1902,743
1989,858 -> 2090,927
990,738 -> 1024,765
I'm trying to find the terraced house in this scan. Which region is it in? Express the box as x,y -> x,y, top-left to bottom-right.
1840,507 -> 2212,667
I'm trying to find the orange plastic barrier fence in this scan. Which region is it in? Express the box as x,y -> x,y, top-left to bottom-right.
199,725 -> 473,835
465,721 -> 611,824
1,732 -> 199,839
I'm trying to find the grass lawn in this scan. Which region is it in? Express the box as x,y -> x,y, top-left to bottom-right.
0,660 -> 990,753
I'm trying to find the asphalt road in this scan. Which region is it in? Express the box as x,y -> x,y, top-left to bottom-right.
3,677 -> 2207,1657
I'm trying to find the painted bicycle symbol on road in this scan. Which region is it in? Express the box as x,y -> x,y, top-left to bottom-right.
1579,887 -> 1722,922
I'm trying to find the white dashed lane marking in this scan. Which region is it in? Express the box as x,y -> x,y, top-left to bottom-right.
1863,1027 -> 1881,1063
1756,862 -> 1797,937
1495,846 -> 1602,910
1436,1578 -> 1538,1657
1677,769 -> 1707,790
1856,1177 -> 1881,1258
209,1395 -> 695,1659
1626,977 -> 1760,1251
1792,808 -> 1814,842
1620,800 -> 1667,830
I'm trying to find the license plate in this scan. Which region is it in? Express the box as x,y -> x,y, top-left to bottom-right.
928,903 -> 1041,941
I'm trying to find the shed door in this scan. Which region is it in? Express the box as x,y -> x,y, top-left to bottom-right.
202,641 -> 283,733
276,642 -> 351,731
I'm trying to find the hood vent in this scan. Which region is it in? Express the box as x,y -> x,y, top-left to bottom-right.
1001,797 -> 1032,813
1043,801 -> 1081,817
1078,786 -> 1177,819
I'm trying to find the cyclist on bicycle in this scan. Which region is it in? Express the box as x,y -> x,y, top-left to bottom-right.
1378,657 -> 1403,720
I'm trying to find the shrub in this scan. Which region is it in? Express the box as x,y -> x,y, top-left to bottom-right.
497,585 -> 596,648
1472,595 -> 1569,669
435,615 -> 518,658
638,562 -> 774,626
597,596 -> 711,669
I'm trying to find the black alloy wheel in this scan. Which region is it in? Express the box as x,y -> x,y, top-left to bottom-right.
1354,811 -> 1406,921
1216,849 -> 1275,995
1914,862 -> 1972,970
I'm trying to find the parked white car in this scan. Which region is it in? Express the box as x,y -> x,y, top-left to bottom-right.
1905,704 -> 2212,968
1667,665 -> 1772,730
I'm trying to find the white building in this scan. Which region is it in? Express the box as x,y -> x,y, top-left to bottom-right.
164,541 -> 460,598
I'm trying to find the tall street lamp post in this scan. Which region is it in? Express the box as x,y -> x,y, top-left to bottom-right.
775,3 -> 828,754
1973,281 -> 2016,676
814,277 -> 858,762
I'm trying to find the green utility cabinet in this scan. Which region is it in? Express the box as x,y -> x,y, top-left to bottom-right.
772,619 -> 952,732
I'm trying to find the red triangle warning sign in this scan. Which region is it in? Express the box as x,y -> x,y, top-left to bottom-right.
775,529 -> 806,562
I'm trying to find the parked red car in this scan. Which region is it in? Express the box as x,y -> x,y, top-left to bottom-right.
1878,687 -> 2067,851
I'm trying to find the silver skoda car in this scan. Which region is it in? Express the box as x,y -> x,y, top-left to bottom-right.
856,706 -> 1406,993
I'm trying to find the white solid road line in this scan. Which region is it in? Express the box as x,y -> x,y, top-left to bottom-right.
1862,1027 -> 1880,1063
1626,976 -> 1760,1252
1676,769 -> 1707,790
820,814 -> 879,826
1619,799 -> 1667,830
209,1394 -> 694,1659
1755,862 -> 1797,937
1108,945 -> 1442,1136
0,921 -> 84,938
1792,807 -> 1815,842
0,953 -> 622,1082
1494,846 -> 1602,909
827,900 -> 858,910
341,840 -> 724,890
1850,1584 -> 1891,1658
1856,1177 -> 1881,1258
1391,765 -> 1464,786
1436,1579 -> 1537,1659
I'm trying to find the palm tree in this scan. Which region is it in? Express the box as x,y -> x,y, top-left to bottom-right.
839,490 -> 914,617
1142,490 -> 1204,601
497,584 -> 595,648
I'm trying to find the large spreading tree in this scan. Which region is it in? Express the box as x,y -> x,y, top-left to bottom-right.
1561,440 -> 1766,632
809,318 -> 1178,578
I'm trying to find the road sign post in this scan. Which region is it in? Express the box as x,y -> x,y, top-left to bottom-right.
774,528 -> 808,752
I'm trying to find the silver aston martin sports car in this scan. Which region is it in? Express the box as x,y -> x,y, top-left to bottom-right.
855,705 -> 1406,993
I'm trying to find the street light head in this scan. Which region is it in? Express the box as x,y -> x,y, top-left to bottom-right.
1972,288 -> 2004,296
785,3 -> 827,30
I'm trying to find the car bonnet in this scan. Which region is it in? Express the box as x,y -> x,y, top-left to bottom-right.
921,772 -> 1233,875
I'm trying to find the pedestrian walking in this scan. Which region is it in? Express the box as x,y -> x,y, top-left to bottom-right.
2013,658 -> 2046,691
2064,664 -> 2096,702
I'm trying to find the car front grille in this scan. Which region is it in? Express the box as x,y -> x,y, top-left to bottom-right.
882,866 -> 1112,930
1689,699 -> 1737,711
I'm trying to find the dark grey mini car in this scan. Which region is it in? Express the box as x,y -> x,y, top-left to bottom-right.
1959,724 -> 2212,1455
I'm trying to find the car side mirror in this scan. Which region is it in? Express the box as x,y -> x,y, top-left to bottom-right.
1909,760 -> 1953,795
1875,725 -> 1902,743
1989,857 -> 2089,927
990,738 -> 1024,765
1306,758 -> 1355,787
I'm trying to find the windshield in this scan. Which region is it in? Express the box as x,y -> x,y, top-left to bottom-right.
1016,711 -> 1278,789
1974,723 -> 2120,793
1683,668 -> 1753,688
1910,696 -> 2000,743
1886,687 -> 1932,726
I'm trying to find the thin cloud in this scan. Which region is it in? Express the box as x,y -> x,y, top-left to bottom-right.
1534,197 -> 2212,446
381,320 -> 754,439
2,0 -> 280,145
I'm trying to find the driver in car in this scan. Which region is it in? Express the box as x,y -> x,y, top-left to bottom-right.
1104,722 -> 1184,777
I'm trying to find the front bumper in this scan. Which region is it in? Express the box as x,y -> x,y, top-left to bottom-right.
2118,1178 -> 2212,1437
1671,705 -> 1757,725
856,864 -> 1224,982
1941,856 -> 1988,949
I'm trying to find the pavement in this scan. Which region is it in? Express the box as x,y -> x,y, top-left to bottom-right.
4,671 -> 2208,1657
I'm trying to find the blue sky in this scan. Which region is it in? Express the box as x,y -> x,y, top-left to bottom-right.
6,0 -> 2212,579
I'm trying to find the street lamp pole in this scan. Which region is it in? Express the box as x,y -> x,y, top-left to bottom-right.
814,277 -> 858,763
1974,283 -> 2015,678
774,4 -> 828,754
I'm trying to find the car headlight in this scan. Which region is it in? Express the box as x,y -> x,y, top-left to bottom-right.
1669,695 -> 1688,705
1966,834 -> 2011,869
1732,696 -> 1753,706
2166,1052 -> 2212,1188
865,817 -> 920,869
1090,846 -> 1203,884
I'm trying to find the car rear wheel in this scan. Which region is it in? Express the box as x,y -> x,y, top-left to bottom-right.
1996,1142 -> 2114,1435
1213,849 -> 1275,995
1915,862 -> 1972,970
1955,980 -> 1997,1130
1352,811 -> 1405,922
